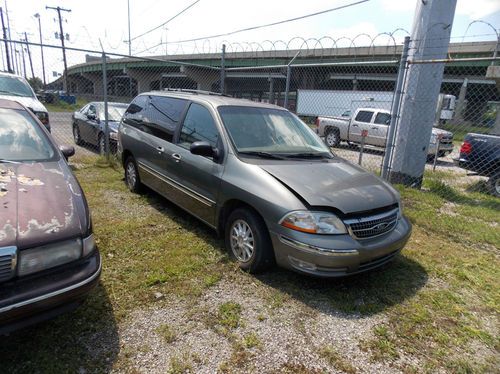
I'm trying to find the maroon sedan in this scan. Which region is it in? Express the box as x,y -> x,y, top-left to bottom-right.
0,99 -> 100,334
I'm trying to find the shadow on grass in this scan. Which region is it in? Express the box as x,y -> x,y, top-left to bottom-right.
426,179 -> 499,210
141,186 -> 427,318
0,284 -> 119,373
255,254 -> 428,317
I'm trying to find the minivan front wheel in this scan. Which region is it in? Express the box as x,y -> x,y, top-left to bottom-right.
124,156 -> 142,193
225,208 -> 274,273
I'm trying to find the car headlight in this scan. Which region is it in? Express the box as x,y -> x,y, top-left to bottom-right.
83,234 -> 96,257
18,238 -> 82,276
280,211 -> 347,234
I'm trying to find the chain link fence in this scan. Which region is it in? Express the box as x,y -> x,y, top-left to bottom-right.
2,35 -> 499,200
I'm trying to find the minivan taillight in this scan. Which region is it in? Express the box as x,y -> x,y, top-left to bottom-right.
460,141 -> 472,155
315,117 -> 320,126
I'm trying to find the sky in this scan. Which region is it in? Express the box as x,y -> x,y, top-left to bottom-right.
2,0 -> 499,82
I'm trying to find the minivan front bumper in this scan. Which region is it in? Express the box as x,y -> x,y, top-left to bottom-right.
270,217 -> 411,277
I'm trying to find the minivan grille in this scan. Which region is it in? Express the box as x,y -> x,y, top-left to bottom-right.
344,209 -> 398,239
0,247 -> 17,283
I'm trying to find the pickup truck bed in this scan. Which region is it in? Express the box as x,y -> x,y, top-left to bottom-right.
456,133 -> 500,196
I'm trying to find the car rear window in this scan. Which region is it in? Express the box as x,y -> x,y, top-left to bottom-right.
354,110 -> 374,123
0,108 -> 57,162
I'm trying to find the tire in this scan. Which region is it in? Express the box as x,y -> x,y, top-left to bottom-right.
124,156 -> 142,193
225,208 -> 274,273
325,127 -> 341,147
487,171 -> 500,198
98,133 -> 105,155
73,124 -> 83,145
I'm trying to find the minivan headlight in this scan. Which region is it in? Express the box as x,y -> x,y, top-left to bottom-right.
18,238 -> 82,276
280,211 -> 347,234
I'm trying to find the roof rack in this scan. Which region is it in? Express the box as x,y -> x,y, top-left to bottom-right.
162,88 -> 231,97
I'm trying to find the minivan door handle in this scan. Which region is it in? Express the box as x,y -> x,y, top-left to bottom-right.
172,153 -> 181,162
156,146 -> 164,154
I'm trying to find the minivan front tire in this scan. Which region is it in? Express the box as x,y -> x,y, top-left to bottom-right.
225,208 -> 274,273
125,156 -> 142,193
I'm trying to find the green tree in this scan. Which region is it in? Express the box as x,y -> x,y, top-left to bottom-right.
27,77 -> 44,92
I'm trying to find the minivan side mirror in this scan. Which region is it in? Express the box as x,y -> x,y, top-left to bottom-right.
190,141 -> 217,158
59,145 -> 75,160
87,113 -> 97,121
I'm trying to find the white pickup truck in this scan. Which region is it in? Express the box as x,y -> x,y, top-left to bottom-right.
316,108 -> 454,158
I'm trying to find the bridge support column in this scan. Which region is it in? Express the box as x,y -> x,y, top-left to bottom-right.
82,72 -> 104,96
181,66 -> 220,91
126,69 -> 160,93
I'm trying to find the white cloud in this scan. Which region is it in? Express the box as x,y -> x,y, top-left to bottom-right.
456,0 -> 500,19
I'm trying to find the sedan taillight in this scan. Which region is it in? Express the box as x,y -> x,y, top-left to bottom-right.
460,141 -> 472,155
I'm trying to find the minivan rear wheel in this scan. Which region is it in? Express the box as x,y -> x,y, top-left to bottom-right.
124,156 -> 142,193
225,208 -> 274,273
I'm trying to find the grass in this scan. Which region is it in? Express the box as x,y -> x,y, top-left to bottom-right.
319,346 -> 357,373
0,155 -> 498,373
156,323 -> 177,343
45,97 -> 89,112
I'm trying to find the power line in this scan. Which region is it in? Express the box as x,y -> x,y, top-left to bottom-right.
167,0 -> 369,45
130,0 -> 200,42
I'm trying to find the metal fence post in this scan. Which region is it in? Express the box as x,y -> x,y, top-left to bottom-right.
381,36 -> 410,180
220,44 -> 226,94
102,52 -> 110,161
284,51 -> 300,110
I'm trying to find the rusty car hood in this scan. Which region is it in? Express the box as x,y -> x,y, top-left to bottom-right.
0,160 -> 89,249
259,159 -> 399,214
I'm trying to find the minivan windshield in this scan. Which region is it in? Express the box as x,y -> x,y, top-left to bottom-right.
218,106 -> 331,158
0,76 -> 34,97
0,108 -> 56,162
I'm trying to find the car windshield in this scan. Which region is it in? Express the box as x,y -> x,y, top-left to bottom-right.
0,108 -> 56,162
0,76 -> 34,97
218,106 -> 331,157
98,104 -> 127,122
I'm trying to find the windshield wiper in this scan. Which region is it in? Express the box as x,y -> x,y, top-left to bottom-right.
285,153 -> 332,159
0,159 -> 21,164
238,151 -> 285,160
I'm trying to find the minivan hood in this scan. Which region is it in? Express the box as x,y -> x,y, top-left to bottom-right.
0,95 -> 47,113
259,160 -> 399,214
0,161 -> 86,249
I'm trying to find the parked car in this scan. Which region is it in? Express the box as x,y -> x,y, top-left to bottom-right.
118,91 -> 412,277
0,71 -> 50,132
317,108 -> 454,158
72,102 -> 128,154
0,99 -> 100,334
455,133 -> 500,197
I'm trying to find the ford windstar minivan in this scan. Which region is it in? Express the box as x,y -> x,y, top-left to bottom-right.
118,90 -> 411,277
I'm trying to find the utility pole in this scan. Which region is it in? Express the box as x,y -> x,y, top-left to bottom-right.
24,32 -> 35,79
20,41 -> 26,78
389,0 -> 457,187
34,13 -> 46,86
46,5 -> 71,93
127,0 -> 131,55
4,0 -> 14,75
0,7 -> 11,72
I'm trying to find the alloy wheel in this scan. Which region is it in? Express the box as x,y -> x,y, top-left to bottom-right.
230,219 -> 255,262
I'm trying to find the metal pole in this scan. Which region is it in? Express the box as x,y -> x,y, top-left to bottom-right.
35,14 -> 46,86
127,0 -> 131,55
24,32 -> 34,79
220,44 -> 225,94
46,6 -> 71,94
358,134 -> 366,166
284,51 -> 300,110
20,43 -> 26,77
381,36 -> 410,180
102,52 -> 110,161
0,7 -> 11,72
